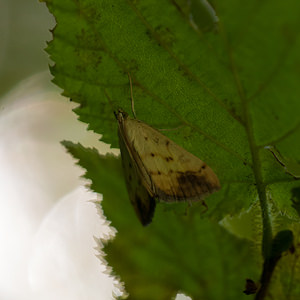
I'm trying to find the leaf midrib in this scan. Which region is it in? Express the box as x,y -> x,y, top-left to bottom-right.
224,28 -> 273,257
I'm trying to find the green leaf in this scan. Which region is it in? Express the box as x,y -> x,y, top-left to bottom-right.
44,0 -> 300,298
291,187 -> 300,217
63,141 -> 259,299
44,0 -> 300,220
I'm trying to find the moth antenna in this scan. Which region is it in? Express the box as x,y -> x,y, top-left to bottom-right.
158,124 -> 185,132
128,73 -> 137,119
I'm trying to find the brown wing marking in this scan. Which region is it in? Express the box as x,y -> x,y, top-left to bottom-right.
155,168 -> 220,202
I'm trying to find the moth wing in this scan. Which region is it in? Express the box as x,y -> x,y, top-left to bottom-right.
123,118 -> 220,202
118,128 -> 156,226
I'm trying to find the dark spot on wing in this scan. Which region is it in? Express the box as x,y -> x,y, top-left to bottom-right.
154,170 -> 220,202
178,175 -> 187,183
176,171 -> 217,198
165,156 -> 174,162
149,170 -> 162,175
201,164 -> 206,169
144,136 -> 148,141
134,194 -> 156,226
135,195 -> 143,211
151,153 -> 155,157
166,140 -> 170,146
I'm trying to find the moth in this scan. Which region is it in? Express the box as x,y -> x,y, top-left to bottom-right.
115,110 -> 220,226
114,75 -> 220,225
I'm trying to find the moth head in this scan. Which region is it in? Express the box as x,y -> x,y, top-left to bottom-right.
114,109 -> 128,123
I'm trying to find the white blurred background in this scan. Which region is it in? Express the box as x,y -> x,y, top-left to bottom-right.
0,1 -> 118,299
0,1 -> 190,299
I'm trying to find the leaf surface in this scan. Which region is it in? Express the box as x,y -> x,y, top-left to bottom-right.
63,141 -> 259,299
45,0 -> 300,298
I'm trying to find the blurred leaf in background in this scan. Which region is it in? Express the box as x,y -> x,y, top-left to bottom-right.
0,0 -> 54,96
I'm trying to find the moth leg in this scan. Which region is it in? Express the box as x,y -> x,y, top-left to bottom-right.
185,199 -> 208,216
183,200 -> 194,217
183,202 -> 191,217
201,200 -> 208,214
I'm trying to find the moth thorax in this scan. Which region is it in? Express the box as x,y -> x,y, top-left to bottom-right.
114,109 -> 128,123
